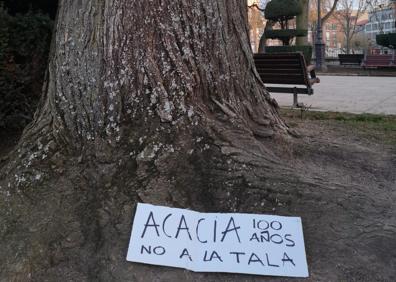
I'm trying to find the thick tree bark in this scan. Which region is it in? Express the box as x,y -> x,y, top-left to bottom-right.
0,0 -> 290,280
1,3 -> 396,281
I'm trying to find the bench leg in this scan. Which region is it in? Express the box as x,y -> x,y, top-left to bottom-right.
293,93 -> 298,107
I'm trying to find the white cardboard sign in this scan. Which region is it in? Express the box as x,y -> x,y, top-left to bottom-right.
127,203 -> 309,278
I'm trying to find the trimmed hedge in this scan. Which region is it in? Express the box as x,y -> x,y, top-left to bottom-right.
376,33 -> 396,49
0,6 -> 52,129
265,0 -> 302,21
265,45 -> 313,64
376,34 -> 389,47
264,29 -> 308,39
389,33 -> 396,47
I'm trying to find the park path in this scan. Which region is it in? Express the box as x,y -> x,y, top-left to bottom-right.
270,75 -> 396,115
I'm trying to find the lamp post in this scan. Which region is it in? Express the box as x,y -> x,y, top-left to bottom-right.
315,0 -> 325,70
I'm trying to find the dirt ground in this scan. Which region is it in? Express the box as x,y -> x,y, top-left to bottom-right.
1,110 -> 395,281
279,110 -> 396,281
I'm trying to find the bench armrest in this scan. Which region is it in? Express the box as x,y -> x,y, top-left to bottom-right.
308,77 -> 320,85
306,64 -> 315,73
306,64 -> 319,84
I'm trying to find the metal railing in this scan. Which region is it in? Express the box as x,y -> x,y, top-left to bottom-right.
313,47 -> 365,59
322,47 -> 365,58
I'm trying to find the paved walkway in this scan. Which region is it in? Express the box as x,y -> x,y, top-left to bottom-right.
270,76 -> 396,115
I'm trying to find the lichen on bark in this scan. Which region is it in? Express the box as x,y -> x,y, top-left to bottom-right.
0,1 -> 290,280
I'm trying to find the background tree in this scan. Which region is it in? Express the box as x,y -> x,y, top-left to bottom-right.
247,0 -> 269,11
321,0 -> 341,24
247,0 -> 270,52
309,0 -> 341,25
350,32 -> 370,49
334,0 -> 368,54
309,0 -> 340,43
248,0 -> 267,52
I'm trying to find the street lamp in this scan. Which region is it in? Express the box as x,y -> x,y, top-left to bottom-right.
315,0 -> 325,70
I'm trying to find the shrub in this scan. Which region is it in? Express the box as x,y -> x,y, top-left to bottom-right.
262,0 -> 308,55
388,33 -> 396,48
264,0 -> 302,21
264,29 -> 308,45
376,34 -> 390,48
0,5 -> 52,129
265,46 -> 313,64
265,29 -> 308,39
376,33 -> 396,49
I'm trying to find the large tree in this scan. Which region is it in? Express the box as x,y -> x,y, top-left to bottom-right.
0,0 -> 287,280
1,1 -> 395,281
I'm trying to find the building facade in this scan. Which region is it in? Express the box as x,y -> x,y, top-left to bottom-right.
308,13 -> 360,57
364,3 -> 396,52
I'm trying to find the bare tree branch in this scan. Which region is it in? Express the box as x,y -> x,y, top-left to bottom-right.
248,3 -> 265,12
333,0 -> 368,53
322,0 -> 340,24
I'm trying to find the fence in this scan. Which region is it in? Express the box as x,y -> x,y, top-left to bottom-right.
323,47 -> 365,58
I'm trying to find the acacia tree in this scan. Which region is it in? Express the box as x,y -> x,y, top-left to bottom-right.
0,0 -> 291,280
2,1 -> 395,281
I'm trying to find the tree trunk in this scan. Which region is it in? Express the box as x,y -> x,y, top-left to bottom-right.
0,0 -> 289,280
346,19 -> 351,54
2,2 -> 396,281
258,33 -> 267,53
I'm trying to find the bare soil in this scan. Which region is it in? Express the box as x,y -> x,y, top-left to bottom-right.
278,110 -> 396,281
1,111 -> 395,281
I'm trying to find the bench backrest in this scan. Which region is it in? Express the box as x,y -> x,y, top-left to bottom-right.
253,53 -> 309,86
364,54 -> 393,65
338,54 -> 364,63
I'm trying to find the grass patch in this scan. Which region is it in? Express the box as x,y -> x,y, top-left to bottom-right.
280,108 -> 396,145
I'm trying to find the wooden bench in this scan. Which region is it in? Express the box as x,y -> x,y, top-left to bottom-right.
338,54 -> 364,66
253,52 -> 320,107
362,54 -> 395,68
